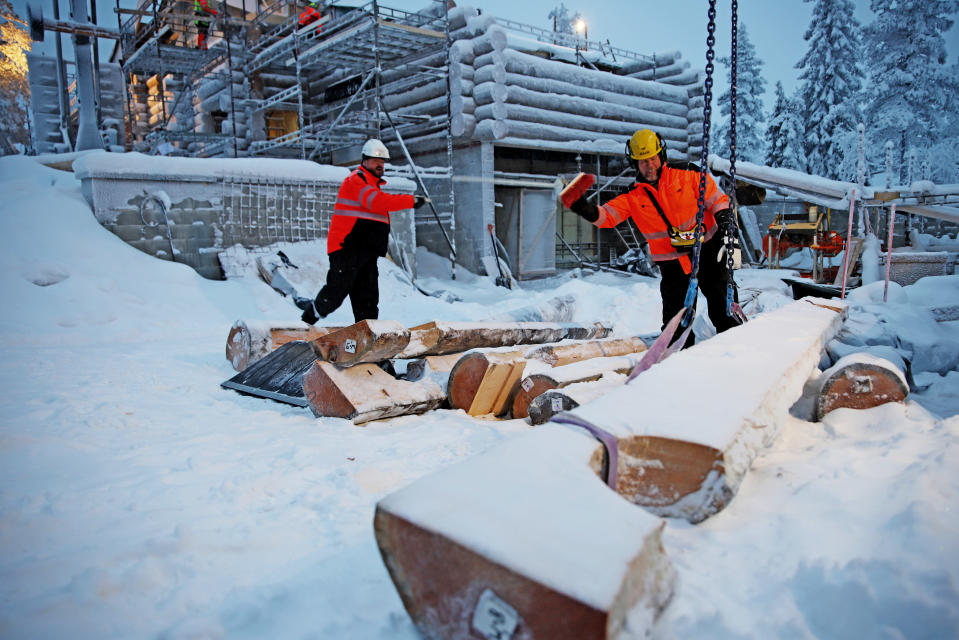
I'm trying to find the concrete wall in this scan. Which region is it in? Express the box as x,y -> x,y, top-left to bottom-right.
74,154 -> 416,280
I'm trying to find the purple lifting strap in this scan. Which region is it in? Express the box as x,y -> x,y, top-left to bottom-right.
551,414 -> 619,491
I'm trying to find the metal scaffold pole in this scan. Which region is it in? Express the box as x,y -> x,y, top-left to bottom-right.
443,0 -> 457,279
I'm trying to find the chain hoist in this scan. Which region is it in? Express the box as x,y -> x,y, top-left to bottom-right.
726,0 -> 742,318
681,0 -> 717,327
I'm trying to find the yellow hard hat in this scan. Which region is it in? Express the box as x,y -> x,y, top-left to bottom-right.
626,129 -> 665,161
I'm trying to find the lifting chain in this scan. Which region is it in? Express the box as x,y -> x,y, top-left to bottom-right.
726,0 -> 741,317
681,0 -> 718,326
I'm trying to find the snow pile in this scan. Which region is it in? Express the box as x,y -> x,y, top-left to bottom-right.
1,155 -> 957,639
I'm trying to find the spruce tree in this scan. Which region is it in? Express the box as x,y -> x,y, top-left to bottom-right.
716,23 -> 766,163
795,0 -> 863,179
863,0 -> 959,183
765,81 -> 805,170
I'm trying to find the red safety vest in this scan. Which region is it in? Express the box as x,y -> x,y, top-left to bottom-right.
327,166 -> 415,254
298,5 -> 321,26
595,163 -> 729,274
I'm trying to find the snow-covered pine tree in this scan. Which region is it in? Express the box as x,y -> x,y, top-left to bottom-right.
547,4 -> 582,36
863,0 -> 959,184
765,81 -> 805,170
795,0 -> 863,179
0,0 -> 32,155
716,23 -> 766,163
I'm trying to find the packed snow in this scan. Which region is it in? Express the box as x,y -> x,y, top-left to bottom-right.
1,155 -> 958,639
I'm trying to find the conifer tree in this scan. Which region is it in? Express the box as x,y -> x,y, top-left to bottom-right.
795,0 -> 863,179
716,23 -> 766,163
0,0 -> 32,154
863,0 -> 959,183
765,81 -> 805,170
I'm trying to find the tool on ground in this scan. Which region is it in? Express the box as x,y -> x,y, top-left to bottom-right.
487,224 -> 512,289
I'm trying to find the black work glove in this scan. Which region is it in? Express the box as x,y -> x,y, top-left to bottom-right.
569,196 -> 599,223
714,209 -> 741,268
301,301 -> 321,325
413,195 -> 428,209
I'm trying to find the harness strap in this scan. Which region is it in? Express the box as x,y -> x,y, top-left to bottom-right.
550,415 -> 619,491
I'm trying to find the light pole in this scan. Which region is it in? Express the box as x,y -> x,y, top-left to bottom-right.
575,18 -> 587,50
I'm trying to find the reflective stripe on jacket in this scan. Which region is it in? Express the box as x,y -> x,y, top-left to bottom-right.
595,162 -> 728,274
327,166 -> 415,255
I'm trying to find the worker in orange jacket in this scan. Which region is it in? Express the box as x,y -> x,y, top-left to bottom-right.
298,0 -> 322,27
300,139 -> 426,324
565,128 -> 742,348
194,0 -> 218,50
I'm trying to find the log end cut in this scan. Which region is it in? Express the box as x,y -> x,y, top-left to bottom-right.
816,355 -> 909,421
614,436 -> 730,524
512,375 -> 559,419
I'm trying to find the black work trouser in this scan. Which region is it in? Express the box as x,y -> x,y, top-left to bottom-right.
312,249 -> 380,322
658,233 -> 741,349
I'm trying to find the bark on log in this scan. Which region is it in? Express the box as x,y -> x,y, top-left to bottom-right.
524,336 -> 648,367
815,353 -> 909,420
398,321 -> 610,359
302,361 -> 445,424
374,424 -> 674,640
311,320 -> 411,366
511,354 -> 644,419
226,320 -> 340,372
615,50 -> 683,75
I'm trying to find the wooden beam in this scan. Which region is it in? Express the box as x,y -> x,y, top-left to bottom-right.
374,424 -> 674,639
562,298 -> 845,523
302,361 -> 445,424
311,320 -> 410,367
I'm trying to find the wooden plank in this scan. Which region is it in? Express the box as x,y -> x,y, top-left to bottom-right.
833,237 -> 865,285
311,320 -> 410,367
815,353 -> 909,420
446,351 -> 527,416
374,424 -> 674,640
302,361 -> 446,424
511,354 -> 643,419
226,321 -> 339,371
398,321 -> 611,358
561,297 -> 845,523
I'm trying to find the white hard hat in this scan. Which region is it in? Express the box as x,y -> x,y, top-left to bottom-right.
361,139 -> 390,160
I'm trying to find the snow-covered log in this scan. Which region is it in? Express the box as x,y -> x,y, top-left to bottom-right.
374,423 -> 674,639
476,118 -> 689,152
312,320 -> 411,366
815,353 -> 909,420
476,48 -> 689,106
472,82 -> 688,131
626,60 -> 690,82
615,50 -> 683,75
511,354 -> 645,419
561,298 -> 846,523
302,361 -> 445,424
450,113 -> 476,137
472,69 -> 690,118
527,375 -> 628,425
225,321 -> 341,372
397,321 -> 610,359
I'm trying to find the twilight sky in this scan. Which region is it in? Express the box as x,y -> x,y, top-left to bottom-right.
14,0 -> 959,115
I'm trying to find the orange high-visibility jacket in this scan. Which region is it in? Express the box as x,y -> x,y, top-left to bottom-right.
327,166 -> 415,255
595,162 -> 728,274
298,5 -> 321,26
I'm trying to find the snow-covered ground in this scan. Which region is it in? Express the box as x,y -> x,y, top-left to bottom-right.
1,155 -> 957,639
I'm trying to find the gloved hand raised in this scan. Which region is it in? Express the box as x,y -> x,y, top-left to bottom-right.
413,195 -> 429,209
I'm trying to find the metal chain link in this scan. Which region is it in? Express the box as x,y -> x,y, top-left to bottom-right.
726,0 -> 739,314
681,0 -> 718,324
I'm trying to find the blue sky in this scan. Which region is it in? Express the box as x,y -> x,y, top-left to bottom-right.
14,0 -> 959,115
